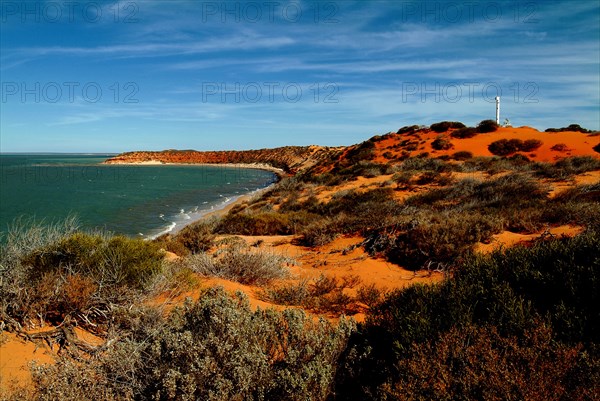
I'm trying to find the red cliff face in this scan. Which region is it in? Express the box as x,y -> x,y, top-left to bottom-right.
103,146 -> 340,174
104,126 -> 600,175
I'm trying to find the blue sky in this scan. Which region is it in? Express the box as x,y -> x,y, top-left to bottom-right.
1,0 -> 599,152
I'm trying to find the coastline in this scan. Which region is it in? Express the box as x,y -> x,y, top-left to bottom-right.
100,159 -> 281,240
148,183 -> 274,240
103,160 -> 285,178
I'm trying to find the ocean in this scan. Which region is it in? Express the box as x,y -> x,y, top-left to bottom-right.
0,154 -> 277,239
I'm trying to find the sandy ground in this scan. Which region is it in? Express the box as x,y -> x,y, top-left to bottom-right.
0,327 -> 102,393
373,127 -> 600,163
152,234 -> 444,324
3,127 -> 598,394
475,225 -> 584,253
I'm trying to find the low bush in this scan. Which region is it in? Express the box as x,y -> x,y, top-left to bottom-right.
477,119 -> 499,133
298,218 -> 340,247
335,231 -> 600,400
451,150 -> 473,160
1,226 -> 164,328
366,211 -> 502,270
551,143 -> 570,152
262,274 -> 364,315
399,156 -> 452,172
533,156 -> 600,179
429,121 -> 466,133
431,136 -> 454,150
545,124 -> 594,133
521,138 -> 543,152
216,210 -> 318,236
186,243 -> 293,285
26,288 -> 354,401
381,324 -> 594,401
488,138 -> 525,155
22,233 -> 163,290
450,126 -> 478,138
396,125 -> 420,134
172,218 -> 217,254
488,138 -> 542,156
594,142 -> 600,153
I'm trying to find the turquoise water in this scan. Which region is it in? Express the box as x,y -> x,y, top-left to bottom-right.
0,154 -> 276,238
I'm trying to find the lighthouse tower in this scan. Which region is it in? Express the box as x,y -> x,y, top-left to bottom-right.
495,97 -> 500,124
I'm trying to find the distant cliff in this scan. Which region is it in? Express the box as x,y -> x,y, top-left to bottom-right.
103,145 -> 340,174
103,126 -> 600,175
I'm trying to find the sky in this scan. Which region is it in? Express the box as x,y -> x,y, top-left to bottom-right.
0,0 -> 599,153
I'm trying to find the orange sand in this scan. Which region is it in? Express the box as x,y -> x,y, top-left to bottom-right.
373,127 -> 599,163
475,225 -> 584,253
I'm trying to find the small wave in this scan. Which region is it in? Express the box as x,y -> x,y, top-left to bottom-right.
149,222 -> 177,239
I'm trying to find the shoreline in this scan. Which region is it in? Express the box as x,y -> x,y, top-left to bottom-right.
147,184 -> 274,240
102,160 -> 285,178
101,160 -> 281,240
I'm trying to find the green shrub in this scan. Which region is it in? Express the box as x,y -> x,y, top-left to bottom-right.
298,218 -> 340,247
431,136 -> 453,150
396,125 -> 420,134
23,233 -> 163,290
477,119 -> 499,133
545,124 -> 594,133
429,121 -> 466,133
450,126 -> 478,138
521,138 -> 543,152
262,274 -> 363,315
533,156 -> 600,179
336,231 -> 600,400
216,210 -> 318,236
27,288 -> 355,401
174,219 -> 217,254
489,138 -> 543,155
186,243 -> 293,285
381,324 -> 595,401
451,150 -> 473,160
399,156 -> 451,172
593,143 -> 600,153
367,211 -> 502,270
551,143 -> 570,152
488,138 -> 524,155
1,228 -> 164,328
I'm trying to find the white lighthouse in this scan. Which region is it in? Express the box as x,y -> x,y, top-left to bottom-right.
495,96 -> 500,124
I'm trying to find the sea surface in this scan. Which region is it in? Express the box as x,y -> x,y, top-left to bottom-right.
0,154 -> 277,239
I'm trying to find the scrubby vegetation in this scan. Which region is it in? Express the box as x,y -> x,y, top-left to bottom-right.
185,241 -> 293,285
430,136 -> 453,150
9,288 -> 354,401
260,274 -> 380,315
2,124 -> 600,400
488,138 -> 543,155
0,218 -> 165,330
477,119 -> 500,133
429,121 -> 466,133
3,226 -> 598,400
335,231 -> 600,400
545,124 -> 596,133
